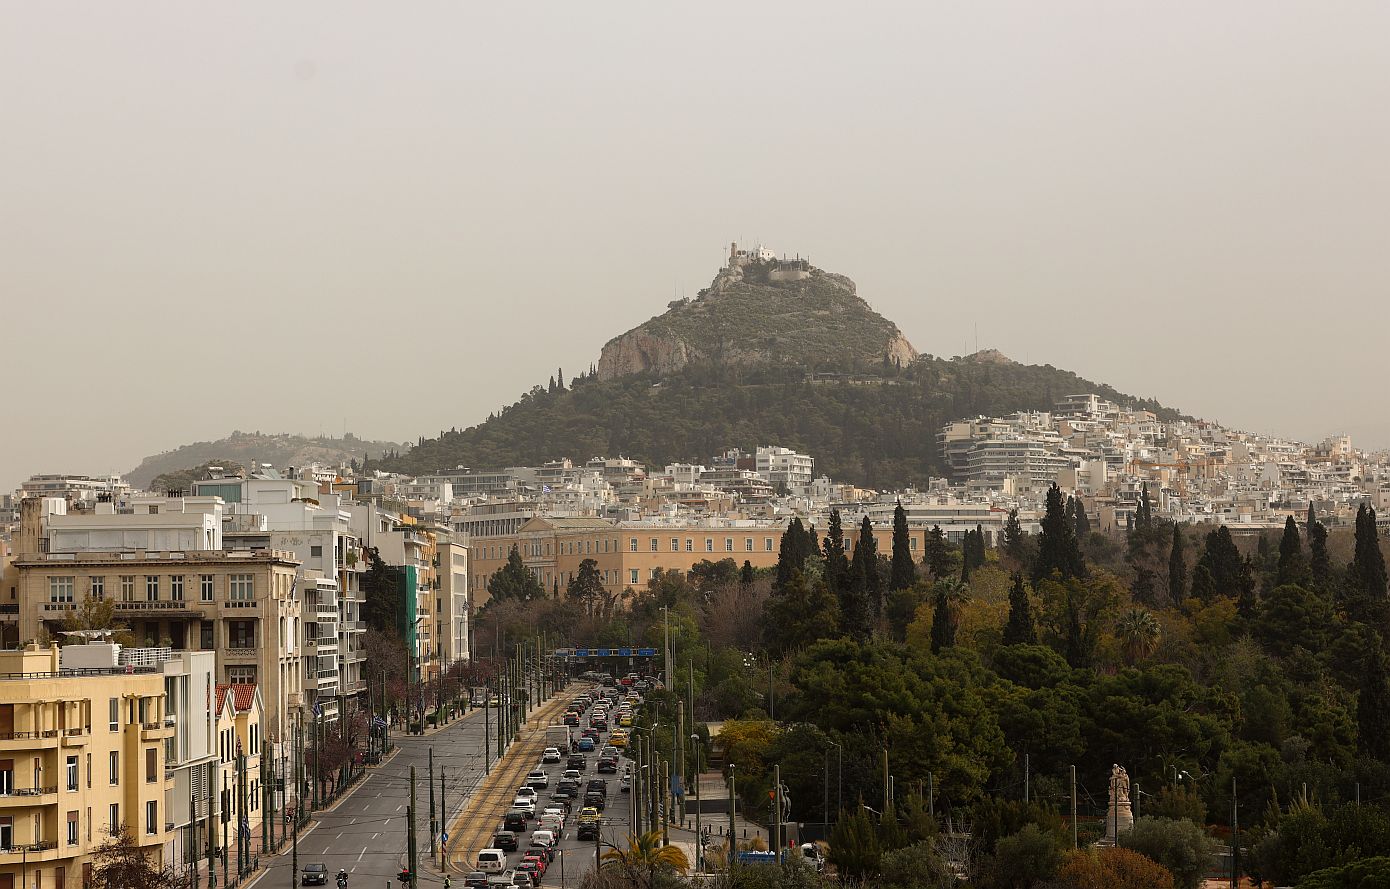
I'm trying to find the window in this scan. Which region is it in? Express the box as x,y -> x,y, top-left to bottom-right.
120,576 -> 135,602
229,666 -> 256,685
250,724 -> 258,753
66,756 -> 78,791
310,545 -> 322,557
145,748 -> 156,783
629,569 -> 639,584
745,538 -> 754,552
200,575 -> 214,602
229,620 -> 255,648
145,800 -> 157,835
67,811 -> 78,845
0,760 -> 12,794
89,576 -> 105,600
109,803 -> 120,836
0,816 -> 11,849
49,576 -> 74,604
629,538 -> 638,552
650,538 -> 658,552
765,538 -> 774,552
705,539 -> 713,552
725,538 -> 734,552
109,752 -> 118,785
229,575 -> 254,601
170,576 -> 184,602
685,539 -> 693,552
108,699 -> 119,732
671,538 -> 679,552
145,576 -> 159,601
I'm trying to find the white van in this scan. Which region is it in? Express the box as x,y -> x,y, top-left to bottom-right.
477,849 -> 507,874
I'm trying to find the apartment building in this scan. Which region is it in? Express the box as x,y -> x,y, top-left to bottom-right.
347,506 -> 440,684
213,683 -> 263,875
469,516 -> 787,601
436,541 -> 469,669
755,447 -> 814,492
0,643 -> 171,889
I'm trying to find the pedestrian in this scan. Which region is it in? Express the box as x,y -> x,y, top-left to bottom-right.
443,877 -> 451,889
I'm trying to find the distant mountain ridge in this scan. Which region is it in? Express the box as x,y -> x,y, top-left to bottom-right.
128,431 -> 404,489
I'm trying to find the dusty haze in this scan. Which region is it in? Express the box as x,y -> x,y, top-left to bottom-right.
4,2 -> 1389,491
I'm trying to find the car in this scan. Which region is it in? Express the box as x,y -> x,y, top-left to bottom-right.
515,861 -> 543,883
302,863 -> 329,886
586,778 -> 609,796
530,830 -> 557,858
526,770 -> 550,790
563,713 -> 579,726
561,769 -> 581,781
511,798 -> 536,819
609,733 -> 628,748
521,852 -> 549,875
541,747 -> 562,764
553,780 -> 578,800
489,695 -> 501,706
590,718 -> 608,731
539,814 -> 565,838
620,774 -> 631,793
476,850 -> 507,874
581,728 -> 601,743
600,746 -> 620,759
618,714 -> 633,728
464,872 -> 492,889
577,820 -> 599,841
508,870 -> 533,889
516,786 -> 538,799
566,755 -> 587,772
493,830 -> 518,852
597,757 -> 618,774
576,736 -> 595,752
583,791 -> 606,811
504,811 -> 528,832
487,877 -> 513,889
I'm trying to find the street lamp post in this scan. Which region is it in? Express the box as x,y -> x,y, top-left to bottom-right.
830,741 -> 843,823
691,733 -> 702,872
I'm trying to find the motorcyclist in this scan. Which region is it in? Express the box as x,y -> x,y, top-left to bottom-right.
335,868 -> 348,888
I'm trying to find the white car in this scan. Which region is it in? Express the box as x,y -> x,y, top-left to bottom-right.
515,786 -> 537,800
526,770 -> 550,789
477,850 -> 506,874
541,747 -> 562,764
511,798 -> 536,818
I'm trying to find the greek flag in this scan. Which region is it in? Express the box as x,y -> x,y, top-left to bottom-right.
373,716 -> 388,729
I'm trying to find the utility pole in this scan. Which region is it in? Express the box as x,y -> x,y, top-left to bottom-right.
1070,765 -> 1078,850
440,766 -> 448,873
236,746 -> 248,878
483,680 -> 491,775
772,764 -> 781,862
927,770 -> 933,818
727,764 -> 737,869
822,750 -> 829,841
768,661 -> 774,721
675,702 -> 683,823
408,766 -> 419,889
632,735 -> 643,836
662,757 -> 670,847
649,736 -> 659,834
692,733 -> 703,873
1231,777 -> 1239,889
429,747 -> 437,868
1024,753 -> 1030,804
207,759 -> 218,889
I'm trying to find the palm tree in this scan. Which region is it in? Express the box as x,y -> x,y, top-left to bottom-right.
601,831 -> 691,874
1116,608 -> 1162,665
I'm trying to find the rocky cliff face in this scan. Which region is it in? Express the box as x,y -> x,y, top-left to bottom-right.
598,260 -> 918,380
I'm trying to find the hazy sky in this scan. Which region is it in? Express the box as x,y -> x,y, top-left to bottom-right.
5,2 -> 1389,492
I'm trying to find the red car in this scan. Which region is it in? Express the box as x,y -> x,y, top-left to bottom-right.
563,713 -> 580,726
520,854 -> 547,878
581,727 -> 601,742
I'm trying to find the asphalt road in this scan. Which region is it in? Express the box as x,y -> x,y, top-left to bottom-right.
248,705 -> 507,889
247,687 -> 637,889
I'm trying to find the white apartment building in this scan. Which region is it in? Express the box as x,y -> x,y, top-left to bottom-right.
756,446 -> 814,491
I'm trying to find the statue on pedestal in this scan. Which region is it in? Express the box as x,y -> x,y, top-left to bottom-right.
1105,763 -> 1134,841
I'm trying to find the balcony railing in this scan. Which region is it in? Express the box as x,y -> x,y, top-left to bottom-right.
0,840 -> 57,852
113,600 -> 200,612
224,647 -> 256,660
0,666 -> 160,681
0,731 -> 59,740
0,604 -> 17,615
0,786 -> 58,796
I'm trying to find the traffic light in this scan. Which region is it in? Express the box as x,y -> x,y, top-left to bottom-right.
398,870 -> 412,884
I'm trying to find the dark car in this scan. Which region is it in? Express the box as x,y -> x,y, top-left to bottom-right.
563,713 -> 580,726
503,811 -> 527,832
586,779 -> 608,796
596,757 -> 618,774
302,863 -> 329,886
567,755 -> 587,771
583,791 -> 606,811
464,872 -> 491,889
493,830 -> 518,852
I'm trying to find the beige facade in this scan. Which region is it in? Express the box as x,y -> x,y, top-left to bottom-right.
11,551 -> 303,740
213,684 -> 263,866
0,644 -> 171,889
469,517 -> 788,604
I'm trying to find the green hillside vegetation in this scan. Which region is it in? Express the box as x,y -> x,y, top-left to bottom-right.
386,356 -> 1180,488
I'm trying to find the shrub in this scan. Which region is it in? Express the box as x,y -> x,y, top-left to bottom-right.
878,840 -> 954,888
975,824 -> 1061,889
1117,816 -> 1215,889
1297,856 -> 1390,888
1053,846 -> 1174,889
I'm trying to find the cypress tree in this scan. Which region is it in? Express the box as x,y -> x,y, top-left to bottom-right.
1168,522 -> 1187,605
1033,483 -> 1085,584
1191,563 -> 1217,603
840,561 -> 873,643
974,523 -> 987,569
1351,504 -> 1388,601
776,518 -> 807,591
741,560 -> 755,586
1358,634 -> 1390,761
1276,515 -> 1309,588
1003,508 -> 1026,562
961,545 -> 972,583
889,501 -> 916,591
924,525 -> 950,581
852,515 -> 883,618
929,584 -> 959,653
1310,520 -> 1332,590
1195,526 -> 1243,598
1002,573 -> 1036,645
1306,501 -> 1317,538
823,509 -> 849,594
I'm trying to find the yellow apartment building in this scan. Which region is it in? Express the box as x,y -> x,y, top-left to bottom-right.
0,643 -> 171,889
213,684 -> 262,866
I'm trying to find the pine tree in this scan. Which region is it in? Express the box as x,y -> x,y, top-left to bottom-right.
1002,573 -> 1037,645
1168,523 -> 1187,605
1357,634 -> 1390,761
1276,515 -> 1309,588
1195,526 -> 1243,599
823,510 -> 850,592
852,516 -> 883,618
1033,484 -> 1085,584
1190,563 -> 1217,603
1073,498 -> 1091,539
924,525 -> 950,581
889,501 -> 917,591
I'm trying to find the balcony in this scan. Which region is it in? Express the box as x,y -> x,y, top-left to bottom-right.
60,727 -> 87,747
141,721 -> 175,741
0,604 -> 17,616
223,647 -> 257,661
313,604 -> 338,619
221,599 -> 258,610
0,840 -> 58,862
114,600 -> 202,615
0,731 -> 59,751
0,786 -> 58,806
